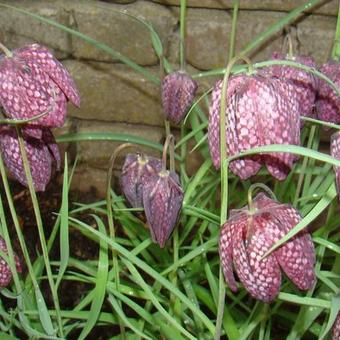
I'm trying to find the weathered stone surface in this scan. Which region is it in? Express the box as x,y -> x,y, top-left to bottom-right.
151,0 -> 337,16
63,60 -> 167,126
70,165 -> 109,197
101,0 -> 136,3
297,14 -> 336,64
184,8 -> 285,70
75,120 -> 165,169
0,0 -> 71,58
67,0 -> 176,65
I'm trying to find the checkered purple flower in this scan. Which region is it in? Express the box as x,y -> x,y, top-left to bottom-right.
208,74 -> 300,180
121,153 -> 162,208
331,131 -> 340,195
316,60 -> 340,125
0,236 -> 22,287
262,52 -> 317,119
161,71 -> 198,124
143,169 -> 183,248
219,193 -> 315,302
0,43 -> 80,137
0,126 -> 60,192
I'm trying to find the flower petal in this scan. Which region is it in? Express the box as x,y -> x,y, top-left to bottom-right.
331,131 -> 340,196
233,216 -> 281,302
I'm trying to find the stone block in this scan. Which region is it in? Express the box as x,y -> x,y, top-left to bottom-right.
67,0 -> 176,65
75,120 -> 165,169
151,0 -> 337,16
297,14 -> 336,65
63,60 -> 166,126
184,8 -> 284,70
0,0 -> 71,58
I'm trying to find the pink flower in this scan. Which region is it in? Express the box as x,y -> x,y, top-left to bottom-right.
331,131 -> 340,195
208,74 -> 300,180
0,43 -> 80,137
262,52 -> 317,119
0,236 -> 21,287
121,153 -> 162,208
219,193 -> 315,302
316,60 -> 340,125
0,126 -> 60,192
161,71 -> 198,124
143,170 -> 183,247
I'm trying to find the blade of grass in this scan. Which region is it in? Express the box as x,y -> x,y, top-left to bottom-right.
78,215 -> 109,340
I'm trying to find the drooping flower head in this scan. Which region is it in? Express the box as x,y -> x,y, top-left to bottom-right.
121,153 -> 162,208
142,135 -> 183,248
208,74 -> 300,180
219,193 -> 315,302
0,236 -> 22,287
331,131 -> 340,195
0,126 -> 60,192
316,60 -> 340,125
143,169 -> 183,248
161,71 -> 198,124
261,52 -> 317,119
0,43 -> 80,137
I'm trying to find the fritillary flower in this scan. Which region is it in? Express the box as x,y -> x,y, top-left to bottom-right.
219,193 -> 315,302
161,71 -> 198,124
316,60 -> 340,125
121,153 -> 162,208
333,313 -> 340,340
262,52 -> 317,119
208,74 -> 300,180
0,43 -> 80,137
331,131 -> 340,195
143,169 -> 183,248
0,126 -> 60,192
0,236 -> 22,287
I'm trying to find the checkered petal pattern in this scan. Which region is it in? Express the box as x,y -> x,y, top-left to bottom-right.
331,131 -> 340,196
0,44 -> 80,132
316,61 -> 340,125
208,74 -> 300,180
0,126 -> 60,192
219,193 -> 315,302
0,236 -> 21,287
121,153 -> 162,208
142,171 -> 183,248
262,52 -> 317,118
161,71 -> 198,124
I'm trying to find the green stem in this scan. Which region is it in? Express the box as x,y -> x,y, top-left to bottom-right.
247,183 -> 277,214
228,0 -> 239,61
332,0 -> 340,60
0,151 -> 54,335
293,125 -> 316,206
162,134 -> 175,172
179,0 -> 187,70
15,126 -> 64,337
0,42 -> 12,57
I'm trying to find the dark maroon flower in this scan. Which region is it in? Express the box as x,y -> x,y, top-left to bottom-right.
161,71 -> 198,124
0,43 -> 80,135
208,74 -> 300,180
121,153 -> 162,208
219,193 -> 315,302
0,126 -> 60,192
331,131 -> 340,195
316,60 -> 340,125
143,169 -> 183,248
261,52 -> 317,119
333,313 -> 340,340
0,236 -> 22,287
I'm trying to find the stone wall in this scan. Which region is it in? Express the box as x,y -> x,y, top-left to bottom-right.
0,0 -> 337,194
